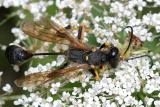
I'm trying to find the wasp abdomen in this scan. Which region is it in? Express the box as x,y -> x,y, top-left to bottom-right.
5,45 -> 33,64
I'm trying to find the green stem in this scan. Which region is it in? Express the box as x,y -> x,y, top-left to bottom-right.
59,87 -> 73,92
0,11 -> 17,26
1,95 -> 22,101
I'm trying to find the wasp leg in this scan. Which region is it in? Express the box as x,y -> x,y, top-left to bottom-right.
65,25 -> 71,29
90,65 -> 100,80
77,24 -> 84,43
119,50 -> 129,61
99,64 -> 105,73
99,42 -> 110,49
126,54 -> 153,68
65,24 -> 90,44
77,24 -> 91,43
92,47 -> 96,52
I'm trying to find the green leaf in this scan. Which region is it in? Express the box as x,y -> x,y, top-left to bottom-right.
62,81 -> 81,89
87,33 -> 100,47
91,4 -> 104,17
47,5 -> 58,17
132,88 -> 146,101
31,55 -> 57,67
63,7 -> 72,18
115,31 -> 127,44
144,39 -> 160,53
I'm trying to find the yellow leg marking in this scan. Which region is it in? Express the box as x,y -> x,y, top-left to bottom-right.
85,55 -> 89,61
104,42 -> 110,48
91,65 -> 100,80
100,42 -> 110,50
71,24 -> 90,32
120,50 -> 130,61
99,64 -> 104,73
120,53 -> 124,61
92,47 -> 96,52
94,70 -> 100,80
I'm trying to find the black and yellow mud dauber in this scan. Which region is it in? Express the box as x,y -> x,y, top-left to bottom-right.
5,18 -> 153,87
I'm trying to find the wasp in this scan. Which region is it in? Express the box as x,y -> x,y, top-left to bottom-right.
5,18 -> 152,87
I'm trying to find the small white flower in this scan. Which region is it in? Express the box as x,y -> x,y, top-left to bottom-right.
46,97 -> 53,102
0,72 -> 3,76
145,97 -> 154,106
128,17 -> 141,26
19,12 -> 26,19
72,87 -> 81,96
51,61 -> 57,67
53,100 -> 62,107
104,16 -> 114,24
95,16 -> 101,22
151,13 -> 160,25
155,26 -> 160,33
61,92 -> 70,102
50,82 -> 61,95
13,65 -> 20,72
11,28 -> 26,40
2,84 -> 13,93
56,55 -> 65,66
0,44 -> 7,51
154,100 -> 160,107
137,0 -> 146,11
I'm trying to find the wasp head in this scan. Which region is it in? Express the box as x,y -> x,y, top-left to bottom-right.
107,46 -> 120,68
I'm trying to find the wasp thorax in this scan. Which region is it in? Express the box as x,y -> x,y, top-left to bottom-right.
5,45 -> 33,65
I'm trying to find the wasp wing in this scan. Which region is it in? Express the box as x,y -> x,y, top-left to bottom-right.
21,18 -> 89,50
15,64 -> 89,87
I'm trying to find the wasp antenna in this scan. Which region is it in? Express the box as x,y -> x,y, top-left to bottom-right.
126,55 -> 153,68
123,26 -> 134,55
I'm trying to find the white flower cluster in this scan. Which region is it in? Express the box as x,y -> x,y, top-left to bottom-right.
24,55 -> 65,77
11,27 -> 27,44
142,13 -> 160,33
23,1 -> 53,20
55,58 -> 154,107
92,1 -> 158,42
14,93 -> 54,107
14,83 -> 64,107
2,0 -> 29,8
0,0 -> 53,20
56,0 -> 92,19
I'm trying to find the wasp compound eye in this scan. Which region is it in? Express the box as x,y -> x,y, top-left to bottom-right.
109,47 -> 119,58
107,47 -> 119,68
5,45 -> 33,65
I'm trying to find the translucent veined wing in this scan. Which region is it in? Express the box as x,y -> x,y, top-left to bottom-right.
15,64 -> 89,87
21,18 -> 89,50
128,31 -> 143,48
